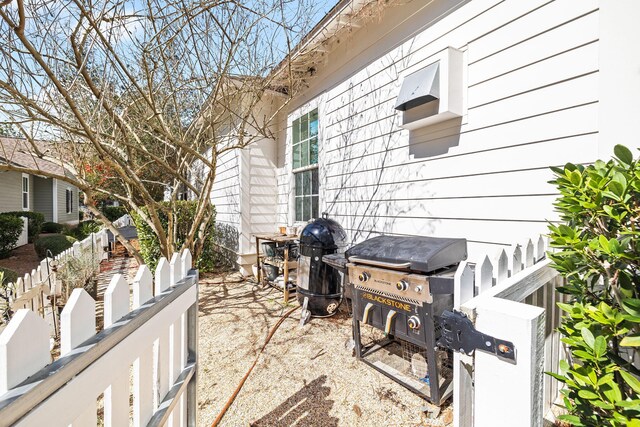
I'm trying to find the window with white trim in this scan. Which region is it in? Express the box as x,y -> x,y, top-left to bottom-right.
66,188 -> 73,214
292,109 -> 319,222
22,174 -> 29,210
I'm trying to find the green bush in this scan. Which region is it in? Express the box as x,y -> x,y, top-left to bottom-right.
42,221 -> 64,233
34,234 -> 77,258
548,145 -> 640,427
0,214 -> 23,258
0,267 -> 18,284
131,201 -> 216,272
3,211 -> 44,242
101,206 -> 127,222
64,220 -> 102,240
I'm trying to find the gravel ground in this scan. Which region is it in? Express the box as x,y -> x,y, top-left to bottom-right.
197,275 -> 453,427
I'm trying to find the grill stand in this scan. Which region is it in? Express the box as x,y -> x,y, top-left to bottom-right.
352,313 -> 452,405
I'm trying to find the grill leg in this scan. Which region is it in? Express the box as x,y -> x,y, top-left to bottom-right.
353,316 -> 363,359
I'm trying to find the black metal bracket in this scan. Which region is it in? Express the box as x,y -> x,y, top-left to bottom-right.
436,310 -> 516,362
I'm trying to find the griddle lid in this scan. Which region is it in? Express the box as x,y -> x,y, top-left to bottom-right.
345,235 -> 467,273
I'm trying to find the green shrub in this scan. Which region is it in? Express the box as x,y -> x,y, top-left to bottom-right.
42,221 -> 64,233
64,220 -> 102,240
0,267 -> 18,284
0,214 -> 23,258
101,206 -> 127,222
131,201 -> 216,272
3,211 -> 44,242
548,145 -> 640,427
34,234 -> 77,258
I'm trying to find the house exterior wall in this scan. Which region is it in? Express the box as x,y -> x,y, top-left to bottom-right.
0,170 -> 34,213
211,148 -> 242,254
0,170 -> 23,213
271,0 -> 607,260
56,181 -> 79,224
209,138 -> 278,273
33,176 -> 53,221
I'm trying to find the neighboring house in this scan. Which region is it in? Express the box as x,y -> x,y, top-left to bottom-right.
206,0 -> 640,275
0,137 -> 80,225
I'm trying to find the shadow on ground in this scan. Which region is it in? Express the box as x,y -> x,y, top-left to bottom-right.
250,375 -> 339,427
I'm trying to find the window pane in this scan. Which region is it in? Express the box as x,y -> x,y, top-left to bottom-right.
23,177 -> 27,192
301,115 -> 308,140
309,110 -> 318,137
293,143 -> 301,169
303,170 -> 311,195
301,140 -> 309,167
312,196 -> 318,219
292,119 -> 300,144
310,137 -> 318,165
295,197 -> 303,222
295,172 -> 303,196
23,193 -> 28,209
311,169 -> 319,195
303,196 -> 311,220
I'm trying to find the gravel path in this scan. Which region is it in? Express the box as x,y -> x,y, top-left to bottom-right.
197,276 -> 453,427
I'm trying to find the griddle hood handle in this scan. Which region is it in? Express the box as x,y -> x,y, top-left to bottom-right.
348,257 -> 411,270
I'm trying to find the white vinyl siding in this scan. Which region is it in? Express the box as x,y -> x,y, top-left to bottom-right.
275,0 -> 601,259
56,182 -> 79,224
210,149 -> 241,253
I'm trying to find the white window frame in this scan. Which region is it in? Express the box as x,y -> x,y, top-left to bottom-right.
21,173 -> 29,211
290,108 -> 319,224
66,188 -> 73,214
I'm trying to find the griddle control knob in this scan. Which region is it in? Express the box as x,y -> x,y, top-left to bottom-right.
395,280 -> 409,291
358,271 -> 370,282
415,285 -> 423,293
408,316 -> 421,330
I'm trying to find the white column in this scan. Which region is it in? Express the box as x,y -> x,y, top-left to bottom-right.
599,0 -> 640,158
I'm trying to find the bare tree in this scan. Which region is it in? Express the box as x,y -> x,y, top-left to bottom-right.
0,0 -> 321,263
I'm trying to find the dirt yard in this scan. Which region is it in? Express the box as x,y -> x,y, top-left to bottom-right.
197,275 -> 452,427
0,243 -> 41,276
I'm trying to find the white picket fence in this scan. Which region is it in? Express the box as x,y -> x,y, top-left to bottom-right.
453,236 -> 566,427
112,214 -> 133,228
0,250 -> 198,426
5,230 -> 110,335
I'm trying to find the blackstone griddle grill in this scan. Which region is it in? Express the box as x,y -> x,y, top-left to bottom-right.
346,235 -> 465,405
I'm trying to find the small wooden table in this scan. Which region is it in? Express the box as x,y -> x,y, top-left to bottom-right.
254,233 -> 299,303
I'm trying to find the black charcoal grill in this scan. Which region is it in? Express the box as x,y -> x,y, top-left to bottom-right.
346,235 -> 467,405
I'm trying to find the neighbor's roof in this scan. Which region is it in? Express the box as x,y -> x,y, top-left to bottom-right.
0,137 -> 68,176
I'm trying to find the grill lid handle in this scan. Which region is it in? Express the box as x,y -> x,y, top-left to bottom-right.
348,257 -> 411,270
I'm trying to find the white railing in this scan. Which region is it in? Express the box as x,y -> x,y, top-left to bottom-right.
453,236 -> 565,427
112,214 -> 133,228
6,230 -> 110,333
0,250 -> 197,426
15,217 -> 28,248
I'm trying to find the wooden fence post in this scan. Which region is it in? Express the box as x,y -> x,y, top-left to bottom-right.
155,258 -> 170,295
103,274 -> 130,427
60,289 -> 95,355
132,265 -> 154,425
60,289 -> 98,425
473,297 -> 545,427
133,265 -> 153,309
181,249 -> 192,279
453,261 -> 474,427
169,253 -> 180,287
0,310 -> 50,394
